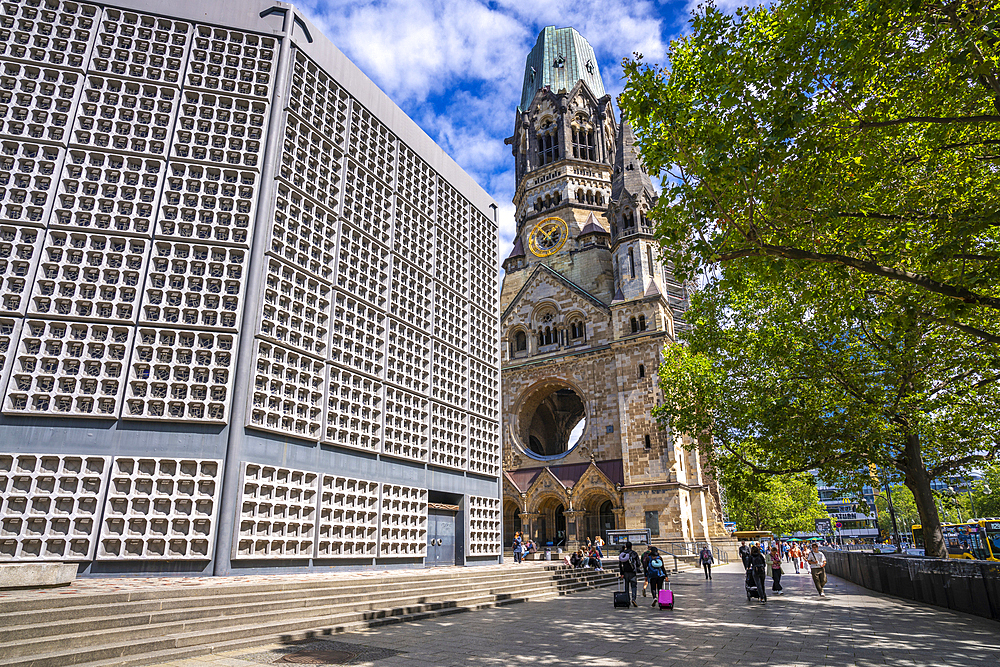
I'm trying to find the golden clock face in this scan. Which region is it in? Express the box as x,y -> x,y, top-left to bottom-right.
528,217 -> 569,257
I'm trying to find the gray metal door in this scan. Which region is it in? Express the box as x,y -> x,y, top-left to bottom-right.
427,509 -> 456,566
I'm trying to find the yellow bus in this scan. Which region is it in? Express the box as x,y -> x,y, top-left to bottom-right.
912,519 -> 1000,561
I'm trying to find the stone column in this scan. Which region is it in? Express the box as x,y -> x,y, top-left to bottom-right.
564,510 -> 585,547
520,512 -> 541,544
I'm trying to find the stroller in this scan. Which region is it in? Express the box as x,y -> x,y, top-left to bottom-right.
745,567 -> 764,603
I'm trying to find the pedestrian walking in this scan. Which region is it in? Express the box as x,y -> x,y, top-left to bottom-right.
617,541 -> 642,607
769,546 -> 784,595
639,544 -> 654,597
595,535 -> 604,558
698,544 -> 714,580
646,546 -> 669,607
749,545 -> 768,603
789,543 -> 801,573
806,542 -> 828,597
739,540 -> 752,569
512,532 -> 523,564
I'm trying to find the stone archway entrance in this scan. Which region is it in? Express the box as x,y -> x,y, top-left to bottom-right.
578,496 -> 617,546
503,501 -> 522,547
535,497 -> 567,546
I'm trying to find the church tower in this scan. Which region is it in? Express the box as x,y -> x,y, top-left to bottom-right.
499,27 -> 727,553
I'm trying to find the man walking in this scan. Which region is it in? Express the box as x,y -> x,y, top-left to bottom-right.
698,544 -> 714,580
806,542 -> 828,597
739,540 -> 752,569
618,541 -> 642,607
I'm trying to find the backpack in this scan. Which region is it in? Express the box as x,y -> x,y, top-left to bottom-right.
649,556 -> 666,579
618,551 -> 635,574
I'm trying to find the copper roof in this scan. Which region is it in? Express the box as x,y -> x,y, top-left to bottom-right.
505,459 -> 624,493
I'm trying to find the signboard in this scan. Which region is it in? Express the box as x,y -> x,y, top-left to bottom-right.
835,521 -> 843,529
606,529 -> 651,546
987,522 -> 1000,532
815,518 -> 832,534
723,522 -> 737,533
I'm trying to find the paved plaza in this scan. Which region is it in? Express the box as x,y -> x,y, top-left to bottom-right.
142,562 -> 999,667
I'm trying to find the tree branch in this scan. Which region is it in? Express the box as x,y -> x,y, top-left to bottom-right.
931,450 -> 999,478
857,115 -> 1000,129
716,440 -> 854,476
715,243 -> 1000,312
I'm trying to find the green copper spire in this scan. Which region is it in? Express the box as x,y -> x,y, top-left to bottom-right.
519,26 -> 605,112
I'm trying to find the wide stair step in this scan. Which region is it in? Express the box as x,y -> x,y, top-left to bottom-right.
0,565 -> 617,667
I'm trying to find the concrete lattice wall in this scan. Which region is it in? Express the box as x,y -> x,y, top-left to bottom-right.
0,0 -> 500,576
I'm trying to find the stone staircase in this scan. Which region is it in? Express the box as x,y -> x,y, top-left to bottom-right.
0,564 -> 617,667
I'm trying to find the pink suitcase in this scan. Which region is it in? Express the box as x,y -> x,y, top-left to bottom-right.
658,585 -> 674,609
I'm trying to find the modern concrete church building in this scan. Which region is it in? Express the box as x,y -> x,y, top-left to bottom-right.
500,27 -> 728,549
0,0 -> 500,575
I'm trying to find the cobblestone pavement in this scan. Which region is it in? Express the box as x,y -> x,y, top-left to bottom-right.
148,563 -> 1000,667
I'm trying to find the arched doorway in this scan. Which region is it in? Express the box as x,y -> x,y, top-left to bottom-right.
599,500 -> 616,545
535,497 -> 567,546
579,495 -> 616,546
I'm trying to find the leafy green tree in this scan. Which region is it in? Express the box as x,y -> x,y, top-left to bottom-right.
620,0 -> 1000,345
971,464 -> 1000,518
723,472 -> 829,534
873,484 -> 921,541
654,270 -> 1000,558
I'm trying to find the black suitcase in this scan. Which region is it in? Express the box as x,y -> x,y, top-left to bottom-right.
614,577 -> 630,608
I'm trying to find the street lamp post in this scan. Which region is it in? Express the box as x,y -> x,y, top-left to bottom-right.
959,478 -> 979,519
884,482 -> 903,553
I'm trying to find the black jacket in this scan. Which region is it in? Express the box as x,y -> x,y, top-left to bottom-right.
618,549 -> 641,576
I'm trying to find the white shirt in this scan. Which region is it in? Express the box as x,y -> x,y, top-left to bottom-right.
807,549 -> 826,570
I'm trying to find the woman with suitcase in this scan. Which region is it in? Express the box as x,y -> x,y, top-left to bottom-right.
646,546 -> 669,607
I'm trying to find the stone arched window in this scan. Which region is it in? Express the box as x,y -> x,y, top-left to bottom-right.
537,126 -> 559,166
572,125 -> 596,160
570,319 -> 585,340
638,314 -> 646,331
630,317 -> 638,333
537,326 -> 555,346
577,188 -> 584,202
514,330 -> 527,352
644,434 -> 651,449
638,364 -> 645,378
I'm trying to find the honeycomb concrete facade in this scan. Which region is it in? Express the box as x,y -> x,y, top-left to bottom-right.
500,27 -> 727,550
0,0 -> 500,575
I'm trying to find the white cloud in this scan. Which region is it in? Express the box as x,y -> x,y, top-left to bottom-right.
297,0 -> 680,271
299,0 -> 528,104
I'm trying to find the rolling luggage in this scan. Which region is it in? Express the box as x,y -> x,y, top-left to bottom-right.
657,583 -> 674,609
614,577 -> 630,608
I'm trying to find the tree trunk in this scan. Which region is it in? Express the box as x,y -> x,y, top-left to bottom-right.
898,433 -> 947,559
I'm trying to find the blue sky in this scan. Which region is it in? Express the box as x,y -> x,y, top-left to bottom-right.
296,0 -> 718,266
